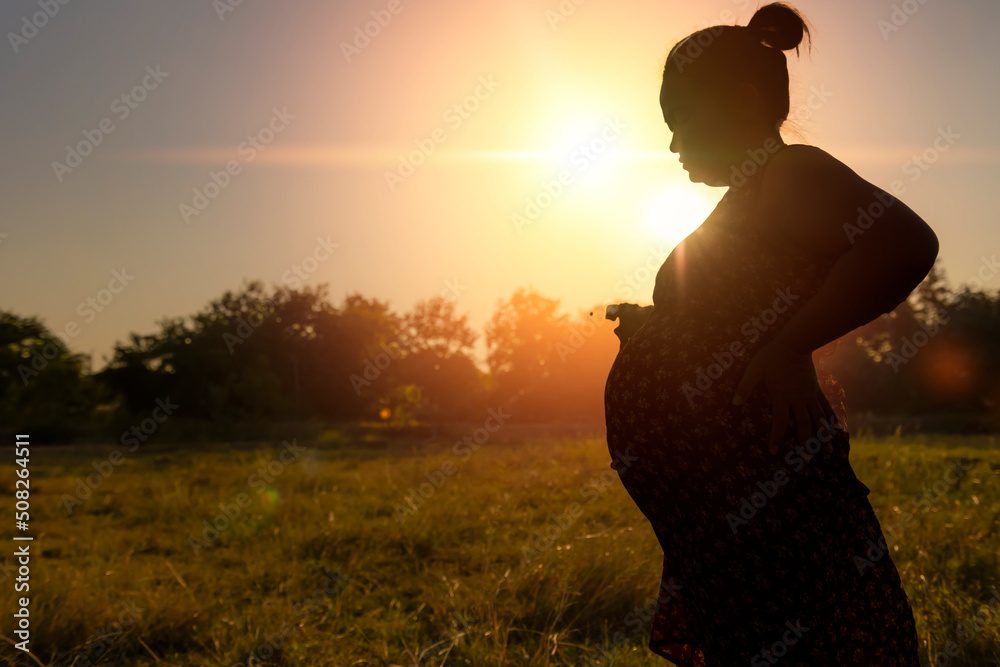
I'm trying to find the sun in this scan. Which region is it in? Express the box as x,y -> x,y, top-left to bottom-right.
646,186 -> 716,245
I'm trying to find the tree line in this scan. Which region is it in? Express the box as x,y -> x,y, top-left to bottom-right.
1,262 -> 998,441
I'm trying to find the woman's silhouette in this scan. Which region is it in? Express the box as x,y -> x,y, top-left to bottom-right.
604,3 -> 938,665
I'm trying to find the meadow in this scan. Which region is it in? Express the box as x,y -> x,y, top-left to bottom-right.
1,423 -> 999,666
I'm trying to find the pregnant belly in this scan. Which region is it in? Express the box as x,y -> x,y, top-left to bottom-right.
603,310 -> 791,497
605,310 -> 855,511
606,312 -> 751,427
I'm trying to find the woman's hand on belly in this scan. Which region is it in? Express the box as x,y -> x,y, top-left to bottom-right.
731,339 -> 840,455
606,303 -> 655,351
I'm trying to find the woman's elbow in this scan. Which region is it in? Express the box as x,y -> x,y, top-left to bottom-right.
886,206 -> 938,281
873,217 -> 939,315
910,220 -> 939,280
889,224 -> 939,312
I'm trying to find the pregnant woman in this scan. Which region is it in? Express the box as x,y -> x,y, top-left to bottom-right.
604,3 -> 938,665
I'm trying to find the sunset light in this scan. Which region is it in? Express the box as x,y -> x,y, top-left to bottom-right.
3,1 -> 999,664
645,185 -> 717,246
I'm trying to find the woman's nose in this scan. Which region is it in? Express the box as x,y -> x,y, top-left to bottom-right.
669,132 -> 681,155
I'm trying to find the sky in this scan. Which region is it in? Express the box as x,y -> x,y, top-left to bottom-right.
1,0 -> 998,373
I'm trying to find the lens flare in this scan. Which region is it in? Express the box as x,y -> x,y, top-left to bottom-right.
917,339 -> 977,398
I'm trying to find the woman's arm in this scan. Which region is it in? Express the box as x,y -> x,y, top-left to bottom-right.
753,145 -> 939,354
731,145 -> 939,451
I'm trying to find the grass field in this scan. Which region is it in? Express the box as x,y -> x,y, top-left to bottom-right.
1,424 -> 999,666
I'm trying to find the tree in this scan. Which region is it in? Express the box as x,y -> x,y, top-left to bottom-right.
327,292 -> 405,418
550,305 -> 620,423
0,311 -> 96,440
824,259 -> 1000,427
484,287 -> 571,420
394,296 -> 486,424
99,281 -> 335,421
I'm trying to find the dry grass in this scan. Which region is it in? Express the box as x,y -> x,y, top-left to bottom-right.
0,426 -> 998,666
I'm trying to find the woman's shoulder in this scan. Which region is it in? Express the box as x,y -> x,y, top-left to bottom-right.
756,142 -> 872,204
765,143 -> 853,176
749,143 -> 880,262
734,144 -> 856,206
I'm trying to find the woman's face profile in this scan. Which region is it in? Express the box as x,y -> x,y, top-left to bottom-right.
659,75 -> 742,187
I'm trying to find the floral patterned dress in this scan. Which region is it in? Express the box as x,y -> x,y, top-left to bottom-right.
603,164 -> 921,665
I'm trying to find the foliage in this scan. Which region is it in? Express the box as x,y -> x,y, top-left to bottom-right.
0,311 -> 97,440
1,257 -> 999,433
827,260 -> 1000,426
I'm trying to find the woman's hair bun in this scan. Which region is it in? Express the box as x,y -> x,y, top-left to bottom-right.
745,2 -> 811,54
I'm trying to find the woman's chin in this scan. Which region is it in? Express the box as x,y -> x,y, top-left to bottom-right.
683,164 -> 728,187
682,166 -> 708,185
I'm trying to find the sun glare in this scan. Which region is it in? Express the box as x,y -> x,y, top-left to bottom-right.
646,186 -> 716,245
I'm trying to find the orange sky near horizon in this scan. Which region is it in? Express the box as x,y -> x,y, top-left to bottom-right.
1,0 -> 998,372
